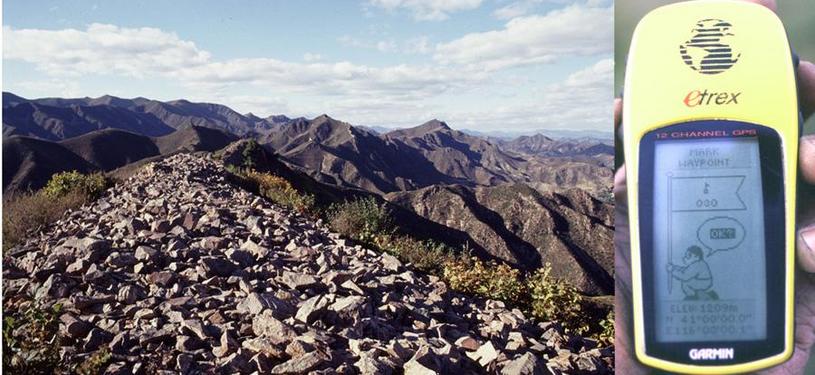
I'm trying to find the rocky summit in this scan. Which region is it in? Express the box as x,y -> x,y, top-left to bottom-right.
2,153 -> 612,374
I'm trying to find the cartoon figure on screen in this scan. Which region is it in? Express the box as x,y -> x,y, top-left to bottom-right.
667,245 -> 719,300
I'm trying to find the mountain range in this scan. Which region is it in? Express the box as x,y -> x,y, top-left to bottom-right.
2,92 -> 613,294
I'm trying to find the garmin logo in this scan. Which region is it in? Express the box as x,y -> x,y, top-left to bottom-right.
684,89 -> 740,107
689,348 -> 734,361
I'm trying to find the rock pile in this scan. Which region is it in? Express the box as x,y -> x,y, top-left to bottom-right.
3,153 -> 613,374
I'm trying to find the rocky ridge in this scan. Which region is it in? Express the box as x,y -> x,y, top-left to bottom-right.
3,153 -> 612,373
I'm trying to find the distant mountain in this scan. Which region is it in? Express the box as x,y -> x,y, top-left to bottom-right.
461,128 -> 613,140
2,93 -> 277,140
3,92 -> 612,195
386,184 -> 613,295
3,136 -> 96,194
259,115 -> 462,194
258,117 -> 612,195
3,126 -> 234,194
499,134 -> 614,157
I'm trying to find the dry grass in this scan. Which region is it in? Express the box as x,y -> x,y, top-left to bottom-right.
242,170 -> 315,214
3,171 -> 108,251
3,191 -> 88,250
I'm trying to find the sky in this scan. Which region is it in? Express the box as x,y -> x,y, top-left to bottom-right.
2,0 -> 613,132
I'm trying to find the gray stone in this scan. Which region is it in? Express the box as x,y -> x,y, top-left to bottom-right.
106,252 -> 138,268
201,257 -> 236,277
280,271 -> 318,290
84,328 -> 113,351
270,350 -> 327,374
501,352 -> 547,375
252,311 -> 296,344
60,313 -> 92,339
135,246 -> 158,262
295,295 -> 328,324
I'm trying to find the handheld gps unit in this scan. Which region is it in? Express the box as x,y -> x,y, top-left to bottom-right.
623,1 -> 799,373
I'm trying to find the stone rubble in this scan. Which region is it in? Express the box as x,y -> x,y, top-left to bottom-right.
3,153 -> 613,374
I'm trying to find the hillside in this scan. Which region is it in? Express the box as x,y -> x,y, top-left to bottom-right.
499,134 -> 614,157
2,153 -> 612,373
386,184 -> 614,295
2,136 -> 96,194
2,126 -> 234,194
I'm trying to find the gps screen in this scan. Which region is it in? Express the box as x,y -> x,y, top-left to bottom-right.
651,137 -> 767,343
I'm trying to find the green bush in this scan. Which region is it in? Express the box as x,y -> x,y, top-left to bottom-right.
42,171 -> 108,199
327,197 -> 392,243
76,347 -> 111,375
241,139 -> 258,170
3,303 -> 63,373
443,257 -> 525,302
598,310 -> 614,346
527,263 -> 587,334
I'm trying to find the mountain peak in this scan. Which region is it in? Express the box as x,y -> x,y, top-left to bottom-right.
418,119 -> 450,132
313,114 -> 335,122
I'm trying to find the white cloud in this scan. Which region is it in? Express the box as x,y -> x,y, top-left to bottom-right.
435,3 -> 612,70
367,0 -> 482,20
14,78 -> 83,98
176,58 -> 484,101
303,53 -> 323,62
4,24 -> 482,103
205,94 -> 292,117
376,40 -> 397,52
446,58 -> 613,131
3,22 -> 612,131
338,35 -> 430,54
3,24 -> 211,77
338,35 -> 396,52
404,36 -> 432,54
492,0 -> 539,20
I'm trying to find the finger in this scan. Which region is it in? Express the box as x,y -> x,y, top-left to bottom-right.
614,164 -> 627,206
801,135 -> 815,185
738,0 -> 777,13
798,223 -> 815,273
799,60 -> 815,119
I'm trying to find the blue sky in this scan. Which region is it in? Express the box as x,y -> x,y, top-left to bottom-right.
3,0 -> 613,131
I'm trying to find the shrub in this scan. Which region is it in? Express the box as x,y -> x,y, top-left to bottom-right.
241,139 -> 259,170
42,171 -> 108,199
443,257 -> 525,302
527,263 -> 587,334
244,170 -> 315,214
76,347 -> 111,375
374,233 -> 454,273
3,303 -> 63,373
4,171 -> 108,250
328,197 -> 392,243
598,310 -> 614,346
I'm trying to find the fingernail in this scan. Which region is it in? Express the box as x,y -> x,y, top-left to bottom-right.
803,227 -> 815,253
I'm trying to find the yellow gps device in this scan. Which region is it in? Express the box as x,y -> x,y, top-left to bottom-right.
623,1 -> 799,373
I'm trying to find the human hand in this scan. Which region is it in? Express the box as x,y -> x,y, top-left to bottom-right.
614,1 -> 815,373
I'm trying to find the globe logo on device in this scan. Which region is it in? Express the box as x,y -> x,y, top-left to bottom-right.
679,19 -> 741,74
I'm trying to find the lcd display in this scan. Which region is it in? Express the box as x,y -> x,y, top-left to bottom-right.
652,137 -> 766,343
